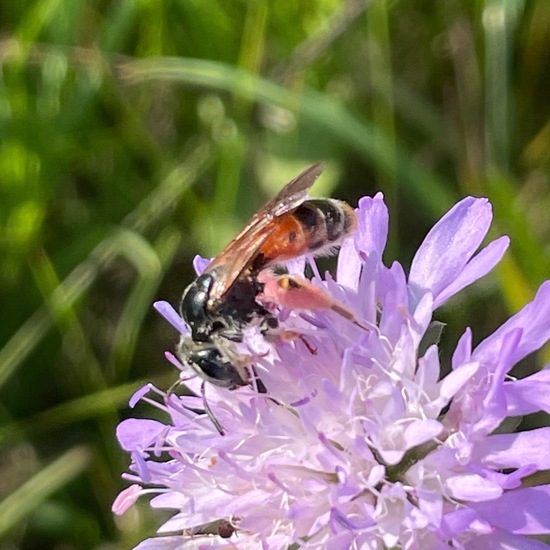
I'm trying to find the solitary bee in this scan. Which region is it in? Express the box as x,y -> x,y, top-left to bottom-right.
178,162 -> 360,389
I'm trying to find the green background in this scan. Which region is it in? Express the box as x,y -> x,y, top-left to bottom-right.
1,1 -> 549,548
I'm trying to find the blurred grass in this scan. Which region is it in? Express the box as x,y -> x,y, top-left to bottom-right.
0,1 -> 549,548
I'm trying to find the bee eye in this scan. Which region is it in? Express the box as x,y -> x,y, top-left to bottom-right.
212,320 -> 226,331
266,317 -> 278,329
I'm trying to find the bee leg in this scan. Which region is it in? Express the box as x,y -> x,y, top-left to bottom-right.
258,312 -> 279,337
169,377 -> 225,435
297,333 -> 317,354
257,301 -> 317,354
217,326 -> 244,343
201,381 -> 225,435
188,346 -> 248,389
208,337 -> 267,394
260,325 -> 318,355
276,330 -> 318,355
251,366 -> 268,394
259,272 -> 370,332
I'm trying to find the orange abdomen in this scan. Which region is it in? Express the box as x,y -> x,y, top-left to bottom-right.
255,199 -> 356,270
258,214 -> 310,264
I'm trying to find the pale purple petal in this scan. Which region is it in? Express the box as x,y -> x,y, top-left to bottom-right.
504,367 -> 550,415
403,419 -> 443,449
154,301 -> 187,335
115,191 -> 550,548
112,484 -> 142,515
116,419 -> 166,451
409,197 -> 492,304
416,487 -> 443,530
354,192 -> 389,259
473,328 -> 522,436
133,537 -> 185,550
445,473 -> 503,501
465,529 -> 550,550
158,512 -> 212,534
473,281 -> 550,370
415,344 -> 440,395
164,351 -> 185,371
378,261 -> 409,344
440,508 -> 480,539
452,327 -> 472,369
473,427 -> 550,470
472,485 -> 550,534
434,361 -> 480,411
129,384 -> 152,408
286,257 -> 306,276
336,237 -> 362,290
192,255 -> 211,275
433,236 -> 509,308
150,492 -> 187,509
354,253 -> 378,325
412,292 -> 434,347
135,535 -> 224,549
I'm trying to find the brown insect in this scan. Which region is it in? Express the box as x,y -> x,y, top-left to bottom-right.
178,162 -> 360,388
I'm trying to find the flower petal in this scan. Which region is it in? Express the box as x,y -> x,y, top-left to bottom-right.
445,473 -> 502,502
129,384 -> 152,408
117,191 -> 550,549
409,197 -> 492,305
193,254 -> 211,275
153,301 -> 188,335
473,427 -> 550,470
473,328 -> 522,436
112,484 -> 142,515
504,367 -> 550,416
403,419 -> 443,449
433,236 -> 509,308
354,192 -> 389,259
440,508 -> 483,539
452,327 -> 472,369
336,237 -> 362,290
134,535 -> 223,549
472,485 -> 550,534
432,361 -> 480,413
465,529 -> 550,550
473,281 -> 550,371
116,419 -> 166,451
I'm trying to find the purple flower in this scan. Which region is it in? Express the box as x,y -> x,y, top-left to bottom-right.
113,193 -> 550,549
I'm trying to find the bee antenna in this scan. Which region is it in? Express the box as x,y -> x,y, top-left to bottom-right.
166,378 -> 182,397
166,372 -> 199,398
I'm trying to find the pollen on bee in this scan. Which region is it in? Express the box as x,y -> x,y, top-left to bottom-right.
278,276 -> 300,290
278,277 -> 290,290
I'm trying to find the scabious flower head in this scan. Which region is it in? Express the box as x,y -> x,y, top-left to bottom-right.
114,193 -> 550,549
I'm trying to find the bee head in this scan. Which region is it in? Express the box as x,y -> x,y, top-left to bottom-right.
180,274 -> 215,342
177,337 -> 247,389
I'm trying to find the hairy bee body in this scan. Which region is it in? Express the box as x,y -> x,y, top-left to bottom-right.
177,163 -> 357,388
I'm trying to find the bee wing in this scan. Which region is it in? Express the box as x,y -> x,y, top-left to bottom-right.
206,162 -> 325,301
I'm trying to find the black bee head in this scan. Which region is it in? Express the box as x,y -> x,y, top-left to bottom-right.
187,346 -> 247,389
180,273 -> 215,342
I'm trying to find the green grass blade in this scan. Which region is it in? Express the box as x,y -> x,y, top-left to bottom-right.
122,57 -> 457,217
0,446 -> 92,537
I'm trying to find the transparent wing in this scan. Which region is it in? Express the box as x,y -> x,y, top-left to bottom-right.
205,162 -> 324,301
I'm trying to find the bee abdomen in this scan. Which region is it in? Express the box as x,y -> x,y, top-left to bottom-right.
293,199 -> 356,250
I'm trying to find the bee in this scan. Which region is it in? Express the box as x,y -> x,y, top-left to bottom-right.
178,162 -> 359,390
